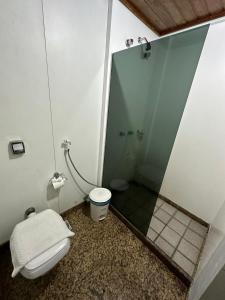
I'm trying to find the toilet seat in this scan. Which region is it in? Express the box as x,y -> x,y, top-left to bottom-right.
21,238 -> 70,279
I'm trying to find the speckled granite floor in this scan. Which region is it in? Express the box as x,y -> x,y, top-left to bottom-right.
0,206 -> 187,300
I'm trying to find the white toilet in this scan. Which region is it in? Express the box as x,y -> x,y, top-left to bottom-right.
20,238 -> 70,279
10,208 -> 74,279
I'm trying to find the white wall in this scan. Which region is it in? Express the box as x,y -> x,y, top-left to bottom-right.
109,0 -> 157,53
43,0 -> 109,212
0,0 -> 110,244
0,0 -> 56,244
98,0 -> 158,183
190,140 -> 225,299
158,21 -> 225,297
0,0 -> 157,244
189,197 -> 225,300
189,235 -> 225,300
198,196 -> 225,276
199,264 -> 225,300
160,21 -> 225,223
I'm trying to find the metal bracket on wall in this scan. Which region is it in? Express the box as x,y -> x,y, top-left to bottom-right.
125,39 -> 133,47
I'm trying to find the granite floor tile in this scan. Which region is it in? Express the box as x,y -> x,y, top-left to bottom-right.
161,202 -> 177,216
161,226 -> 182,248
0,206 -> 187,300
184,229 -> 204,249
147,228 -> 158,242
174,211 -> 191,226
156,198 -> 164,207
154,205 -> 158,213
189,220 -> 208,237
147,199 -> 208,279
168,218 -> 186,236
150,216 -> 165,234
155,236 -> 175,257
155,208 -> 171,224
173,251 -> 195,277
178,238 -> 200,264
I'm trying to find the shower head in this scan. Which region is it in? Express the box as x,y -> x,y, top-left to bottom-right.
138,37 -> 151,59
138,37 -> 151,47
145,41 -> 151,51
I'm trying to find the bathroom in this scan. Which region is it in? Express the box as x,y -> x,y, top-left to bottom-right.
1,0 -> 225,299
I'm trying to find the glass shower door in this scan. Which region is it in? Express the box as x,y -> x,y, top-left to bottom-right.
103,25 -> 209,235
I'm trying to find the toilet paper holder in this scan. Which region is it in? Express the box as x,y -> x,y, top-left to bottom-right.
53,172 -> 67,180
49,172 -> 67,182
49,172 -> 67,190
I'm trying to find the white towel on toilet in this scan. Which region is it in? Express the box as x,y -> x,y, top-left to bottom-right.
10,209 -> 74,278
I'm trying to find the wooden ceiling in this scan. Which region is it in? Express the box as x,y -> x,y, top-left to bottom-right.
121,0 -> 225,35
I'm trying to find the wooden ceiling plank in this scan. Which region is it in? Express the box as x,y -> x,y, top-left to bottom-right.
161,9 -> 225,35
205,0 -> 223,14
138,0 -> 169,29
174,0 -> 196,22
221,0 -> 225,9
190,0 -> 208,17
159,0 -> 186,25
146,0 -> 177,28
121,0 -> 163,33
121,0 -> 225,36
203,0 -> 210,14
131,0 -> 170,30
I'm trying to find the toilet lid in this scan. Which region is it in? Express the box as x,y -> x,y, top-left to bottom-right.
25,238 -> 69,270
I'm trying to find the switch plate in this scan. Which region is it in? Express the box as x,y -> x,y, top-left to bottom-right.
10,141 -> 25,154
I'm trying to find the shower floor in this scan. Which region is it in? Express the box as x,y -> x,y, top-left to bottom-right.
147,198 -> 208,279
111,181 -> 157,234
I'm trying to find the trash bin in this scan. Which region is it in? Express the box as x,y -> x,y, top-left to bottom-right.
89,188 -> 111,222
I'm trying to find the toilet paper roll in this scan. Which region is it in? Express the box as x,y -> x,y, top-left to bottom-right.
51,176 -> 65,190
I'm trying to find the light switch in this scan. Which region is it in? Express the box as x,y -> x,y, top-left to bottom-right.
10,141 -> 25,154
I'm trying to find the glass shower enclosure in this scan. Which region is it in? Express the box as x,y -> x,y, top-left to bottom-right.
103,26 -> 209,235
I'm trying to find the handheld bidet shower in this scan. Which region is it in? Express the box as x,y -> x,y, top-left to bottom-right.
62,139 -> 99,187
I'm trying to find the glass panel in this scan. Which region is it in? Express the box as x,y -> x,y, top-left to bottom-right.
103,25 -> 209,235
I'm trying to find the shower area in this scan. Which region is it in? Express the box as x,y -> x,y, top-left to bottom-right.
103,25 -> 209,280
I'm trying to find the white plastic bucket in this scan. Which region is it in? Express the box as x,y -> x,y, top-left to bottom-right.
89,188 -> 111,222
